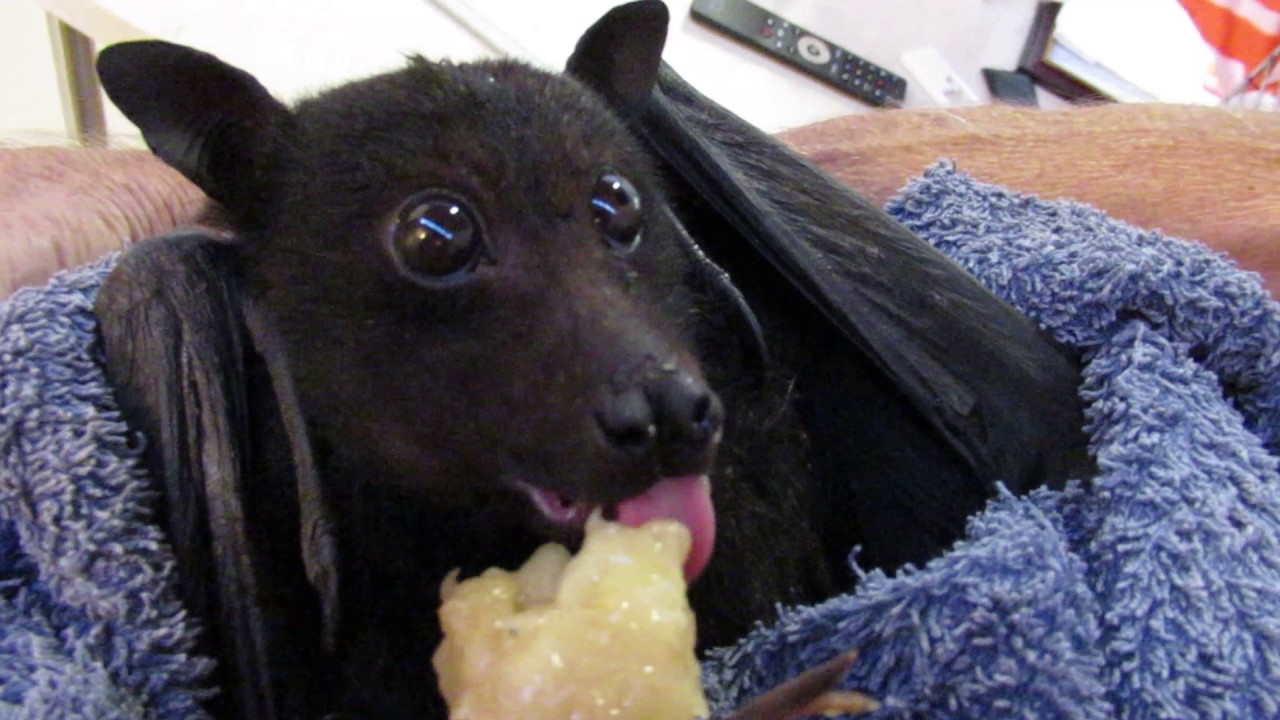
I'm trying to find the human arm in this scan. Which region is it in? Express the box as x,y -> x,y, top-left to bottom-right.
779,103 -> 1280,291
0,146 -> 203,296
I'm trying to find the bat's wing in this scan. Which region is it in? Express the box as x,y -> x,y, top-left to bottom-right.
95,232 -> 336,720
96,40 -> 342,718
568,2 -> 1089,566
640,63 -> 1089,486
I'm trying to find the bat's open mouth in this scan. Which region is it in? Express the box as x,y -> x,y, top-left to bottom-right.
523,475 -> 716,583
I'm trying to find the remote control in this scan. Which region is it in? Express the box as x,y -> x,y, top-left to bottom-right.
690,0 -> 907,108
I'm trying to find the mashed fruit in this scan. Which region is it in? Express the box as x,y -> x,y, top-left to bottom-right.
433,516 -> 709,720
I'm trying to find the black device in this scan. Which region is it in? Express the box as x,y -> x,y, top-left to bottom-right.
691,0 -> 907,107
982,67 -> 1040,107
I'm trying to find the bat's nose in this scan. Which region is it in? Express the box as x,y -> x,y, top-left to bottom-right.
595,366 -> 724,476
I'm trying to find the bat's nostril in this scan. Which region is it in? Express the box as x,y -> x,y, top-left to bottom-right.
649,372 -> 721,445
690,392 -> 725,442
596,387 -> 658,456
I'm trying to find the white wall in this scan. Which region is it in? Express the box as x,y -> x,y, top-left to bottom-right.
0,0 -> 68,142
0,0 -> 146,144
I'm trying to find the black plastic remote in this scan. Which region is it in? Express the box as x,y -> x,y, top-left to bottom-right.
690,0 -> 907,108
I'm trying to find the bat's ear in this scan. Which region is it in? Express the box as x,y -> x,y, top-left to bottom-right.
566,0 -> 668,109
97,40 -> 290,210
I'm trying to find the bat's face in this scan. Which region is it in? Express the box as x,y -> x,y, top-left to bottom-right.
95,3 -> 723,579
244,60 -> 721,577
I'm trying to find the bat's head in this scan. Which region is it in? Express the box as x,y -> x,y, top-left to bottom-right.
98,2 -> 725,579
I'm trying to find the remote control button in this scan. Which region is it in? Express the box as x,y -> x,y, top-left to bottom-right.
796,35 -> 831,65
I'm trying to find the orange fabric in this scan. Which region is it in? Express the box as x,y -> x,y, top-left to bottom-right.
1179,0 -> 1280,90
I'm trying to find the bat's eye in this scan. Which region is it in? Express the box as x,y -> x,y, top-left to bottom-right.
590,172 -> 642,254
391,194 -> 486,282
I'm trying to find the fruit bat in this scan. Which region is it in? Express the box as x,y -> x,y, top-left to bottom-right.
92,1 -> 1088,717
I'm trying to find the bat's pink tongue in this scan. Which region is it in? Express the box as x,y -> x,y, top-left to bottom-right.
613,474 -> 715,582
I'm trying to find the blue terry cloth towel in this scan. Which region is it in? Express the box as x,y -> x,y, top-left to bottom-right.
2,160 -> 1279,718
0,256 -> 214,719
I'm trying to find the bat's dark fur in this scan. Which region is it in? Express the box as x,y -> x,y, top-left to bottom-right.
93,3 -> 1088,718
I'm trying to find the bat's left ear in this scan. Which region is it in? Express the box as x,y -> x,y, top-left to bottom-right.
566,0 -> 668,109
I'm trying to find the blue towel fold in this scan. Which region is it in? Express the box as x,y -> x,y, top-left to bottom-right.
0,257 -> 214,719
2,161 -> 1278,718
